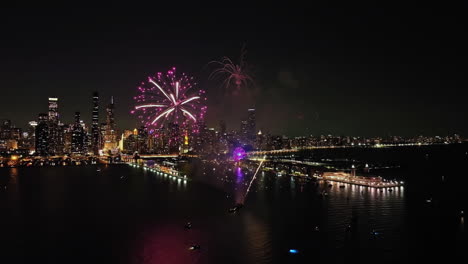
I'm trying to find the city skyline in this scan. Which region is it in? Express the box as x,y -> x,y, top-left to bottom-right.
1,4 -> 466,137
0,94 -> 465,139
0,94 -> 463,159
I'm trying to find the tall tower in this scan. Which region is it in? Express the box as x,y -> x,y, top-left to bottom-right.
167,122 -> 180,153
35,113 -> 49,156
0,119 -> 12,139
47,97 -> 62,154
103,96 -> 118,153
71,112 -> 85,154
240,120 -> 248,142
247,108 -> 256,143
92,92 -> 100,154
48,97 -> 59,123
106,96 -> 115,131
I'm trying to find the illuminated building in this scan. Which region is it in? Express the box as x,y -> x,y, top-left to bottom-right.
137,126 -> 149,153
193,120 -> 206,152
102,96 -> 119,154
123,130 -> 134,139
123,133 -> 137,154
5,139 -> 18,150
71,112 -> 85,154
48,97 -> 59,122
181,130 -> 190,153
122,127 -> 148,154
45,97 -> 64,155
240,120 -> 248,142
91,92 -> 100,155
118,133 -> 124,151
0,119 -> 12,139
271,135 -> 283,150
255,130 -> 265,150
35,113 -> 49,156
23,121 -> 37,151
167,122 -> 180,153
247,108 -> 256,143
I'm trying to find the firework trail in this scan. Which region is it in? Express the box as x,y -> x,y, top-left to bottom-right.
242,155 -> 267,203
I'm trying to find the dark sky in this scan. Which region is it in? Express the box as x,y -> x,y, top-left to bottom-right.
1,3 -> 466,136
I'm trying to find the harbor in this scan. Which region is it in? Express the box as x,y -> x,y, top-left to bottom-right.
322,171 -> 404,188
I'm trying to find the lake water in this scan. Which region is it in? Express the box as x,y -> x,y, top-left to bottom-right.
0,144 -> 466,263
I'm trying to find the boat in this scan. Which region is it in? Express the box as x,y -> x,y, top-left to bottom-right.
228,203 -> 244,213
345,224 -> 352,232
189,245 -> 201,251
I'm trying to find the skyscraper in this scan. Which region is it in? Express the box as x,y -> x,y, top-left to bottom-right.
240,120 -> 248,142
0,119 -> 12,139
106,96 -> 115,130
92,92 -> 100,155
48,97 -> 59,123
47,97 -> 63,154
247,108 -> 256,143
103,96 -> 118,153
71,112 -> 85,154
35,113 -> 49,156
167,122 -> 180,153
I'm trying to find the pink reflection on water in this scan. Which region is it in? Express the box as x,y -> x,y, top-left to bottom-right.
234,166 -> 246,204
131,222 -> 208,264
236,167 -> 243,184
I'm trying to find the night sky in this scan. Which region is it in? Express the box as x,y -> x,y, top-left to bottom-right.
1,4 -> 466,136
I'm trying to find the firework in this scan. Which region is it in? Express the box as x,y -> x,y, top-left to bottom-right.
209,45 -> 254,91
233,147 -> 246,161
132,67 -> 207,133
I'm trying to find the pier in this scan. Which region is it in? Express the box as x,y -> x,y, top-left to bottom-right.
322,172 -> 403,188
127,162 -> 188,181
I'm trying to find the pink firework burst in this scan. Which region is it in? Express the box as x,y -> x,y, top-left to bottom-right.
209,44 -> 254,91
132,67 -> 207,132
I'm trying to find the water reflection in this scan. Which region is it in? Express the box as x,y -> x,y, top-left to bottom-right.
236,167 -> 243,184
460,216 -> 465,233
242,212 -> 272,264
234,167 -> 245,203
134,222 -> 207,264
289,177 -> 296,199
